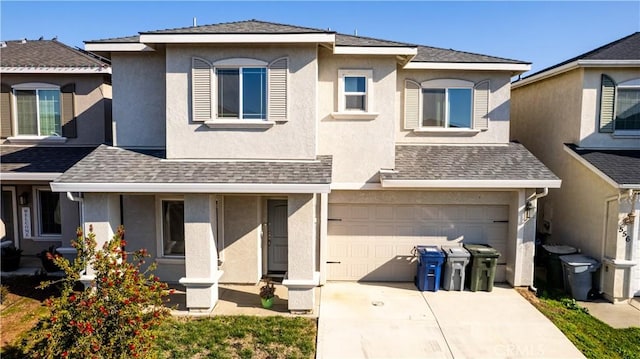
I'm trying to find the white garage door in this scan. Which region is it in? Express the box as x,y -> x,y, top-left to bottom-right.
327,203 -> 509,281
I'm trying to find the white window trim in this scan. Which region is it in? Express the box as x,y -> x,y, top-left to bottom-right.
613,77 -> 640,135
32,186 -> 62,240
156,195 -> 185,259
1,186 -> 19,248
332,69 -> 378,120
213,58 -> 268,122
419,79 -> 474,130
11,83 -> 62,138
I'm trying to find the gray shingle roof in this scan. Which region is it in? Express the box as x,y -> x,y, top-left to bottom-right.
1,146 -> 96,173
54,145 -> 332,184
0,40 -> 109,68
568,145 -> 640,187
383,143 -> 559,181
413,45 -> 527,64
519,32 -> 640,81
85,19 -> 528,63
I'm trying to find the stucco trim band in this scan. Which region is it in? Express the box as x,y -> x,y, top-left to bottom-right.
50,182 -> 331,194
381,179 -> 561,189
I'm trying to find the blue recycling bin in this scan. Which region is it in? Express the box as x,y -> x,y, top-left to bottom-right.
415,245 -> 445,292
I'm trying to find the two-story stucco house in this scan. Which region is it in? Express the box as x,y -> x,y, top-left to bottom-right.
512,33 -> 640,302
51,20 -> 559,313
0,39 -> 111,256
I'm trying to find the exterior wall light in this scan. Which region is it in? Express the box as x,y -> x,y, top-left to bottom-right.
18,192 -> 29,206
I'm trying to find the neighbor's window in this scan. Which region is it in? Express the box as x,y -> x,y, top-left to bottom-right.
217,67 -> 266,120
161,200 -> 185,257
36,189 -> 61,236
422,86 -> 472,129
13,84 -> 61,136
615,80 -> 640,131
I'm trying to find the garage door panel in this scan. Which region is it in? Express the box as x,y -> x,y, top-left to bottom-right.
328,203 -> 509,282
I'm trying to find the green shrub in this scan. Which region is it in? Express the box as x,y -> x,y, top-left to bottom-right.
21,225 -> 172,358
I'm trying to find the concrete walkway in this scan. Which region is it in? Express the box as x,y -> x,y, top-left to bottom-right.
578,299 -> 640,328
317,282 -> 584,359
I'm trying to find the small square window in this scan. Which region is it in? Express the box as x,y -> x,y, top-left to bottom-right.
337,70 -> 373,115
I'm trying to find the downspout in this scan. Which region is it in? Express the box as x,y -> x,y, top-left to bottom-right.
528,188 -> 549,293
66,192 -> 84,230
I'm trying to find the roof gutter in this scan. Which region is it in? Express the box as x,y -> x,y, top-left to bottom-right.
50,182 -> 331,194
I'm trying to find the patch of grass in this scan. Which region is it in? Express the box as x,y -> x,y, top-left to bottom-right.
154,315 -> 317,359
518,289 -> 640,359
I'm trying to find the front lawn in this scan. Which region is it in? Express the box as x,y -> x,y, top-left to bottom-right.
517,288 -> 640,359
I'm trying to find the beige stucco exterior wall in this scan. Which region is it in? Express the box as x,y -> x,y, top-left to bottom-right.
579,68 -> 640,148
396,70 -> 513,144
111,51 -> 166,148
1,74 -> 110,145
219,195 -> 261,283
317,49 -> 396,183
165,45 -> 317,160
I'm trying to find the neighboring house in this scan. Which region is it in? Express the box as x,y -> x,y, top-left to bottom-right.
52,20 -> 559,313
0,39 -> 112,256
511,33 -> 640,302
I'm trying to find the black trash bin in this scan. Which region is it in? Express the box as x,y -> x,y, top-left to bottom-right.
542,245 -> 577,289
415,246 -> 445,292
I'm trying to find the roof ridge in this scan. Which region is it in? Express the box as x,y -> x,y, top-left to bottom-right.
48,39 -> 109,66
138,18 -> 335,34
336,32 -> 415,47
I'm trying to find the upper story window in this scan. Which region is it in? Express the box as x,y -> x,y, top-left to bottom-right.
13,83 -> 61,136
404,79 -> 489,132
599,75 -> 640,134
192,57 -> 288,126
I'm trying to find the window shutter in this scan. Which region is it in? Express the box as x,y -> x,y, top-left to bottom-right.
268,57 -> 288,121
473,80 -> 490,130
599,74 -> 616,133
0,83 -> 12,138
60,83 -> 77,138
404,80 -> 420,130
192,57 -> 212,122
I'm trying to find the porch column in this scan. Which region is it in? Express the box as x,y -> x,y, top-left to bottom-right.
179,194 -> 219,313
507,189 -> 536,287
283,194 -> 319,313
81,193 -> 121,287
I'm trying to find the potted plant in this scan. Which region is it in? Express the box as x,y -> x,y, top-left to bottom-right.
259,279 -> 276,309
1,245 -> 23,272
37,245 -> 62,272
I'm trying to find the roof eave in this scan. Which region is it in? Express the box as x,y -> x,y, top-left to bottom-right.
333,46 -> 417,56
1,172 -> 62,181
404,62 -> 531,73
563,145 -> 622,189
50,182 -> 331,194
513,59 -> 640,89
0,66 -> 111,74
380,179 -> 561,189
84,42 -> 155,52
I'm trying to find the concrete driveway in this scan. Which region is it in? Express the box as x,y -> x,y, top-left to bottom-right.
316,282 -> 584,359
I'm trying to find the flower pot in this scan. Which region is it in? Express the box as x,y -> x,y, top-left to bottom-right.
1,254 -> 21,272
261,297 -> 274,309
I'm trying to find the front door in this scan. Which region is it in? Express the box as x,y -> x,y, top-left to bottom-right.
267,200 -> 288,273
1,187 -> 18,247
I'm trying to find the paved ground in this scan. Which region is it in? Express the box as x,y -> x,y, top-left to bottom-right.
579,298 -> 640,328
317,282 -> 585,359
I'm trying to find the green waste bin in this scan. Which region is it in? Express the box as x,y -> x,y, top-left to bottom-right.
463,244 -> 501,292
542,245 -> 577,289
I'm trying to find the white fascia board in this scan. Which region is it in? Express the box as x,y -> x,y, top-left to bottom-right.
512,60 -> 640,89
333,46 -> 417,56
563,145 -> 622,189
404,62 -> 531,72
0,67 -> 111,74
50,182 -> 331,194
84,43 -> 155,52
138,33 -> 335,44
1,172 -> 61,181
381,179 -> 562,189
579,60 -> 640,67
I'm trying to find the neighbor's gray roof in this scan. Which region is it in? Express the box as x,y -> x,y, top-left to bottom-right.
0,146 -> 96,173
520,32 -> 640,81
383,143 -> 559,182
54,145 -> 332,184
567,145 -> 640,187
0,40 -> 109,68
85,20 -> 527,63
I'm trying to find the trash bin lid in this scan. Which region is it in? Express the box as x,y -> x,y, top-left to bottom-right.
559,254 -> 600,268
542,244 -> 577,255
441,246 -> 470,258
417,245 -> 445,258
463,244 -> 500,258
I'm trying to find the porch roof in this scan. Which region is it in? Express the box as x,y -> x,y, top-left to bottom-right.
51,145 -> 332,193
566,145 -> 640,189
0,145 -> 97,181
380,143 -> 561,189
